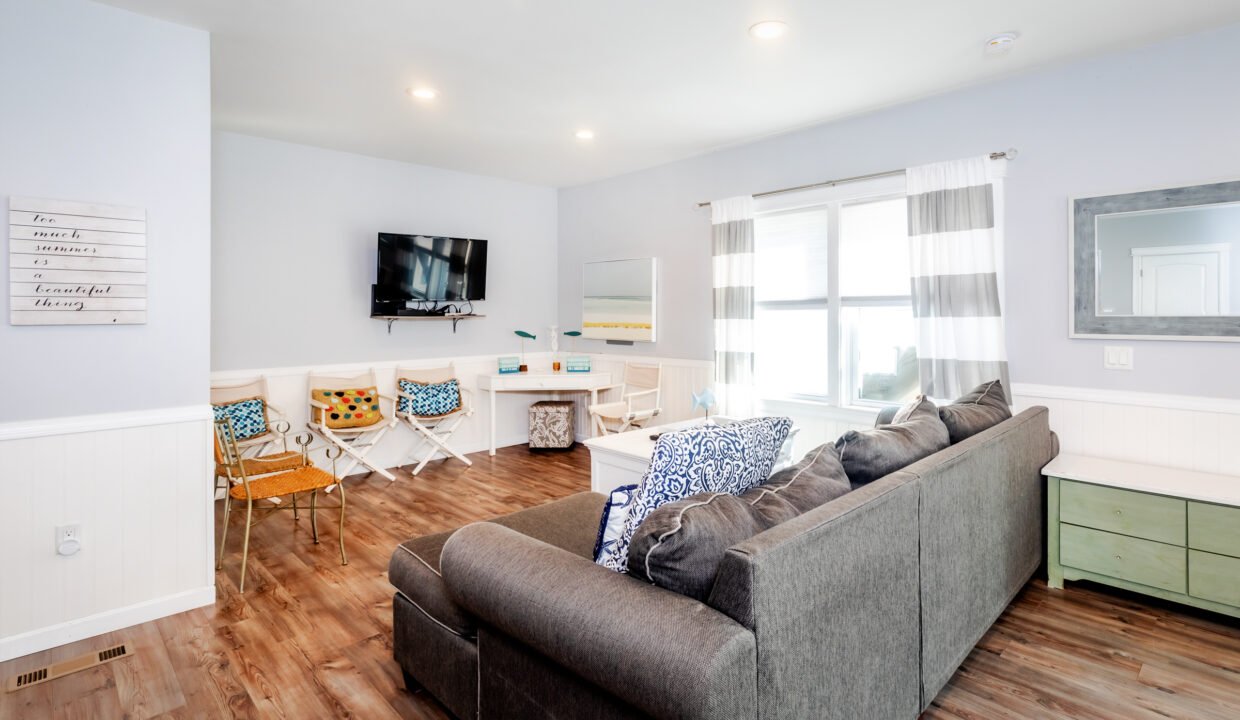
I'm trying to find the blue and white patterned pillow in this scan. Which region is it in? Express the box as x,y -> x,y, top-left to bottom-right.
593,484 -> 638,565
598,416 -> 793,572
398,378 -> 462,417
212,398 -> 268,441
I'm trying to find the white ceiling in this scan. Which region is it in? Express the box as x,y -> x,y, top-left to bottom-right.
98,0 -> 1240,187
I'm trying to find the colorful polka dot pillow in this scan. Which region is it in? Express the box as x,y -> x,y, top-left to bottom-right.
312,386 -> 383,429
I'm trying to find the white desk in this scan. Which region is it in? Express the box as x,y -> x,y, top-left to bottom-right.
583,417 -> 800,494
477,372 -> 613,455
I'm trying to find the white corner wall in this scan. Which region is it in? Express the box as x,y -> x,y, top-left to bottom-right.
0,0 -> 213,661
211,132 -> 559,371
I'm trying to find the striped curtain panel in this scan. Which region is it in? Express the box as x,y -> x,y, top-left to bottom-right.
907,156 -> 1011,401
710,196 -> 756,417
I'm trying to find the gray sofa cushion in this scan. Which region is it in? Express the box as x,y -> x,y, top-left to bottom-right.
835,395 -> 950,485
937,379 -> 1012,444
389,491 -> 606,637
627,444 -> 853,599
753,443 -> 851,512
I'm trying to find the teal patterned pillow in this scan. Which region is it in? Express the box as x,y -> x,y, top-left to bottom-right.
212,397 -> 269,440
398,378 -> 462,417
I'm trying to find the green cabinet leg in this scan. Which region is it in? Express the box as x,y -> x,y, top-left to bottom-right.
1047,476 -> 1064,589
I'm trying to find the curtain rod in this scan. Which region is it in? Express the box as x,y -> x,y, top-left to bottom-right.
694,149 -> 1018,209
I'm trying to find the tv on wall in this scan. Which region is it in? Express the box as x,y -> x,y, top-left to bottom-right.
375,233 -> 488,303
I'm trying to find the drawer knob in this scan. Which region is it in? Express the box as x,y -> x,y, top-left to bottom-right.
1115,510 -> 1123,516
1115,555 -> 1123,560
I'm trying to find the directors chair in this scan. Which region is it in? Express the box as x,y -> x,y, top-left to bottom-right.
307,368 -> 399,482
395,364 -> 475,475
588,362 -> 663,436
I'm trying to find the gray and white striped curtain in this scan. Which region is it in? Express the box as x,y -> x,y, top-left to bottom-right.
710,196 -> 756,417
907,156 -> 1010,401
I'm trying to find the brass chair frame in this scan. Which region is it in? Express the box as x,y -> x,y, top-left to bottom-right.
215,418 -> 347,593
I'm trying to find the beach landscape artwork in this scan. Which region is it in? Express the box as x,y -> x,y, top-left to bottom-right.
582,257 -> 656,342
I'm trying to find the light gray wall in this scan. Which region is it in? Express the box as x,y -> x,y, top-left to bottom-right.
212,132 -> 559,370
1097,206 -> 1240,315
558,23 -> 1240,399
0,0 -> 211,420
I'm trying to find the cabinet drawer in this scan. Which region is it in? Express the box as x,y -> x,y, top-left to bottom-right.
1060,480 -> 1185,545
1060,524 -> 1186,593
1189,550 -> 1240,607
1188,502 -> 1240,558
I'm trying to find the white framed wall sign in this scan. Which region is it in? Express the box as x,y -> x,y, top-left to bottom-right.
9,196 -> 147,325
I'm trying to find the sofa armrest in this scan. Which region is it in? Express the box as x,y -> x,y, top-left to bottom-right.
441,522 -> 757,720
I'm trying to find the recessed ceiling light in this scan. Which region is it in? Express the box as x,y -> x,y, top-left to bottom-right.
407,87 -> 437,100
749,20 -> 789,40
575,129 -> 595,141
985,33 -> 1018,54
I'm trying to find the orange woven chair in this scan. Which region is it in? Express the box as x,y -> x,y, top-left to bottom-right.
215,418 -> 348,592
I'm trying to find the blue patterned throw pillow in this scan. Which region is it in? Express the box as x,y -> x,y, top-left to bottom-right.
593,484 -> 639,565
212,397 -> 269,441
398,378 -> 462,417
598,416 -> 793,573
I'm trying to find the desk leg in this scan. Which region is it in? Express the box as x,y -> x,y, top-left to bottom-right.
489,389 -> 497,456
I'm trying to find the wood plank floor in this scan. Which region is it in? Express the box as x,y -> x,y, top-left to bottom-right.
3,444 -> 1239,719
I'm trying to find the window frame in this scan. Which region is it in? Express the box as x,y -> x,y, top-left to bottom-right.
753,174 -> 910,412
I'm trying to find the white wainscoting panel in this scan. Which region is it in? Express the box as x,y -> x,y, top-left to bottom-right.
0,406 -> 214,661
1012,383 -> 1240,477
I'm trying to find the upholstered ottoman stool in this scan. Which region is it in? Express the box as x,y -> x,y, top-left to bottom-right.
528,400 -> 575,449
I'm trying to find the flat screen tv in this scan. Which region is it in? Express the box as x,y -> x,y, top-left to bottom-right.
376,233 -> 487,303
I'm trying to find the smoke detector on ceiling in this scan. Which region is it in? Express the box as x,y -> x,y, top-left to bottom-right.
985,33 -> 1019,55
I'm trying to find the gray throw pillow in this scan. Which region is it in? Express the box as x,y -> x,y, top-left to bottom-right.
750,443 -> 852,513
835,395 -> 950,485
627,443 -> 853,600
938,379 -> 1012,444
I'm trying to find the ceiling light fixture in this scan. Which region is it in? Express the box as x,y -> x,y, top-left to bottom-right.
748,20 -> 789,40
984,33 -> 1018,55
407,87 -> 437,100
575,129 -> 595,140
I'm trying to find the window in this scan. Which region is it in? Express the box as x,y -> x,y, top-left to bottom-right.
753,178 -> 918,409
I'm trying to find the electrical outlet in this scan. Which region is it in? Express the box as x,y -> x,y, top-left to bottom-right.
56,524 -> 82,556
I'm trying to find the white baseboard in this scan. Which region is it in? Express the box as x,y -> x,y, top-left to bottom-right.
0,585 -> 215,662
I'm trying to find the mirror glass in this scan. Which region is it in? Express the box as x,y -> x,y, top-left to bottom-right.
1095,202 -> 1240,317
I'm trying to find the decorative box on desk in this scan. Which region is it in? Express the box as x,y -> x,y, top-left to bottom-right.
1044,453 -> 1240,619
497,356 -> 521,374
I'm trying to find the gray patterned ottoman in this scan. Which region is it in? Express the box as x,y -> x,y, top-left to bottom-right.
528,400 -> 575,449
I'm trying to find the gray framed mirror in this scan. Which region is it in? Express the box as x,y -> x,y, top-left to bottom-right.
1071,179 -> 1240,341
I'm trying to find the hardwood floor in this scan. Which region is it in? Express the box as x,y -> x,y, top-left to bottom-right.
3,444 -> 1238,719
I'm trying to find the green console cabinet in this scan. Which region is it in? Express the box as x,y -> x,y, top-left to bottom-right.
1045,454 -> 1240,620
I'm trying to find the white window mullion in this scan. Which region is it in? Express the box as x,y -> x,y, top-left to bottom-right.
826,201 -> 841,407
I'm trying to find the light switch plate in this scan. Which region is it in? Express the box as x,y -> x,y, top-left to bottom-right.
1103,346 -> 1134,370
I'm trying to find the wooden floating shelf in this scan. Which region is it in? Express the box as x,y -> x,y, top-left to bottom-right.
372,313 -> 485,334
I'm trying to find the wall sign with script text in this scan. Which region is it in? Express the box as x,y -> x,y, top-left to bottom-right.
9,196 -> 147,325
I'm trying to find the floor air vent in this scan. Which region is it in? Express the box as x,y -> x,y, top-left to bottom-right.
4,643 -> 132,693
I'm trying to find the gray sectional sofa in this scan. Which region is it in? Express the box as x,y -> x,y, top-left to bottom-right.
389,406 -> 1058,719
